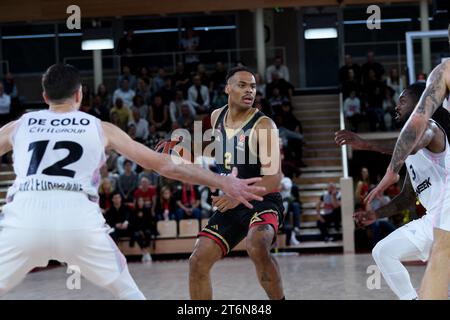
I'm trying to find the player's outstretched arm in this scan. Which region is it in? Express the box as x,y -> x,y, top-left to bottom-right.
0,121 -> 17,157
102,122 -> 265,209
335,129 -> 395,155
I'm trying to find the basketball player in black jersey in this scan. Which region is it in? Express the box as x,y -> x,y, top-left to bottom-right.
189,66 -> 285,300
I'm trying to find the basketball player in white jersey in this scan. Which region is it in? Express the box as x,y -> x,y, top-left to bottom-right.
336,82 -> 450,299
0,64 -> 265,299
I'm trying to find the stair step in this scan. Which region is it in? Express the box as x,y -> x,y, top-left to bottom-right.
0,180 -> 14,186
306,140 -> 341,148
295,109 -> 339,118
303,157 -> 342,167
300,166 -> 342,172
304,149 -> 341,158
302,124 -> 340,133
298,183 -> 340,191
292,95 -> 339,103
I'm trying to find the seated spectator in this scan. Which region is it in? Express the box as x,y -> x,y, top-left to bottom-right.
316,183 -> 341,242
99,177 -> 115,213
339,54 -> 361,85
97,84 -> 112,110
365,188 -> 396,248
105,149 -> 120,172
159,76 -> 176,107
364,69 -> 386,131
129,197 -> 157,263
209,61 -> 227,96
253,91 -> 272,118
145,124 -> 164,150
110,97 -> 132,131
138,168 -> 160,187
139,66 -> 150,83
174,182 -> 201,220
361,50 -> 385,85
116,155 -> 138,175
180,26 -> 200,74
113,79 -> 135,108
177,103 -> 195,131
266,72 -> 294,100
80,85 -> 92,112
149,94 -> 170,132
355,167 -> 370,205
3,72 -> 18,99
199,185 -> 218,218
152,67 -> 166,93
279,101 -> 304,167
266,56 -> 290,83
196,64 -> 210,87
0,83 -> 12,124
169,90 -> 196,123
110,111 -> 122,129
212,85 -> 228,110
268,87 -> 289,115
383,86 -> 396,130
153,186 -> 177,221
117,65 -> 137,90
131,94 -> 150,122
118,160 -> 138,204
385,67 -> 404,102
133,177 -> 157,209
127,124 -> 138,141
188,75 -> 210,114
343,90 -> 361,132
136,78 -> 153,107
341,68 -> 361,99
100,164 -> 119,191
104,192 -> 131,242
89,95 -> 110,121
173,62 -> 191,94
255,73 -> 266,98
129,108 -> 149,142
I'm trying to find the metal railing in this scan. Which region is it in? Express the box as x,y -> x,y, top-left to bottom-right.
339,92 -> 349,179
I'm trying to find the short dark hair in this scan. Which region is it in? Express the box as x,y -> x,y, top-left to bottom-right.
404,82 -> 426,103
226,66 -> 255,82
42,64 -> 81,102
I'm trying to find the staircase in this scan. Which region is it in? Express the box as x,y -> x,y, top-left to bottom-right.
290,94 -> 344,249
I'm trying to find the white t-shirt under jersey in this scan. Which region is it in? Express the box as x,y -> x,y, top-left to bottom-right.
7,109 -> 106,202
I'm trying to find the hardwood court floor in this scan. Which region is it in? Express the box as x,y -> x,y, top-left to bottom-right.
0,253 -> 426,300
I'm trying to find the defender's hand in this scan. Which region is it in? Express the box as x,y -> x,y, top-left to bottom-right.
221,167 -> 265,209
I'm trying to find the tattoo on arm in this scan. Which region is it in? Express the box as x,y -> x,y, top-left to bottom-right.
390,126 -> 416,173
376,172 -> 415,219
369,140 -> 396,155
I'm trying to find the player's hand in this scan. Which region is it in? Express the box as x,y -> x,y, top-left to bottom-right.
334,130 -> 368,150
221,167 -> 265,209
365,168 -> 399,206
211,195 -> 240,212
353,210 -> 377,228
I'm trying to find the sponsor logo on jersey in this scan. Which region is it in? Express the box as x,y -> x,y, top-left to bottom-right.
415,177 -> 431,196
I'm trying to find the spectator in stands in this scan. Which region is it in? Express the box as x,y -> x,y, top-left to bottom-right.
100,164 -> 119,191
174,182 -> 201,220
129,108 -> 149,142
104,192 -> 131,242
169,89 -> 196,123
145,124 -> 164,150
159,76 -> 176,107
0,83 -> 11,124
279,101 -> 305,167
110,97 -> 132,131
133,177 -> 157,209
153,186 -> 177,221
97,84 -> 112,110
118,160 -> 138,204
173,62 -> 191,94
385,67 -> 404,102
136,78 -> 153,106
280,176 -> 301,246
180,26 -> 200,74
341,68 -> 361,100
343,90 -> 361,132
177,103 -> 195,131
253,91 -> 272,118
316,182 -> 341,242
188,74 -> 210,114
117,65 -> 137,90
110,111 -> 121,129
255,73 -> 266,98
99,177 -> 115,213
3,72 -> 18,99
266,56 -> 290,83
105,149 -> 120,172
364,69 -> 386,131
131,94 -> 150,122
209,61 -> 227,96
153,67 -> 166,94
338,54 -> 361,85
89,95 -> 110,121
129,197 -> 156,263
116,155 -> 137,175
382,86 -> 396,130
355,167 -> 370,205
212,85 -> 228,110
138,168 -> 160,188
266,72 -> 294,100
113,79 -> 135,108
139,66 -> 150,83
149,94 -> 170,132
199,186 -> 218,218
80,84 -> 92,111
117,29 -> 139,70
268,87 -> 289,114
361,50 -> 385,85
196,64 -> 210,87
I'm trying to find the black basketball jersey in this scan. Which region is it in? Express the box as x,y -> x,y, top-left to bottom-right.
213,106 -> 267,179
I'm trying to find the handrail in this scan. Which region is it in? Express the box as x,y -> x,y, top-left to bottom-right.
339,92 -> 349,179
